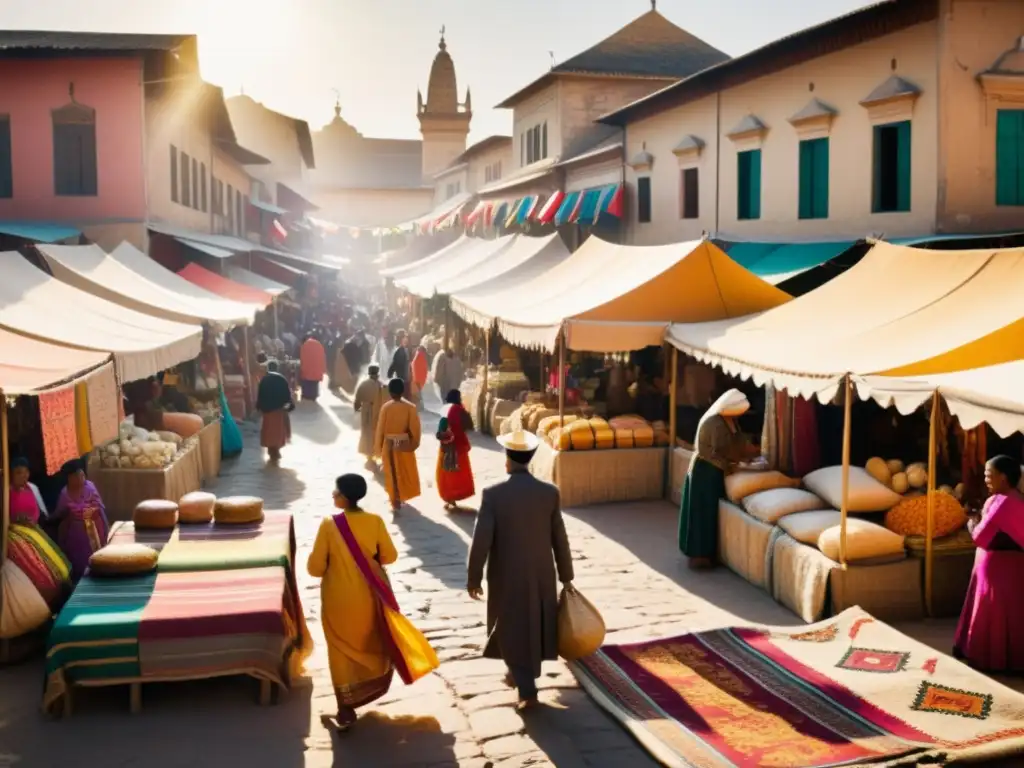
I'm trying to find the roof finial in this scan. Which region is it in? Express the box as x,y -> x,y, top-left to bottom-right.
651,0 -> 657,9
332,88 -> 341,118
439,24 -> 446,51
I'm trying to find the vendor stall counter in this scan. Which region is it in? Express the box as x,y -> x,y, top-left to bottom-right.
530,441 -> 667,508
87,438 -> 203,521
197,420 -> 223,480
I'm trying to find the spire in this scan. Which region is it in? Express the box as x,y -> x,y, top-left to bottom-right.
332,88 -> 341,119
651,0 -> 657,9
439,24 -> 446,52
465,86 -> 472,111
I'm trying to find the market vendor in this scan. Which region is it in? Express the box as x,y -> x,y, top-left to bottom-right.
678,389 -> 760,569
122,378 -> 163,431
53,458 -> 109,581
8,456 -> 48,526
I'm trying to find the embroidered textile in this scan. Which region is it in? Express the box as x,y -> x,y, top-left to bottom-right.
39,387 -> 78,476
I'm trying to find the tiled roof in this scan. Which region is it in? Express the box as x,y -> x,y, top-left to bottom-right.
0,30 -> 192,52
601,0 -> 937,126
497,10 -> 729,108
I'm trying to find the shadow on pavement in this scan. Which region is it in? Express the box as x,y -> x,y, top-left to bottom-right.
567,501 -> 804,629
392,504 -> 473,590
324,712 -> 455,766
0,670 -> 312,765
291,399 -> 341,445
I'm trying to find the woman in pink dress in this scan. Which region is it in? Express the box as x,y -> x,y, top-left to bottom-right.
53,459 -> 109,581
954,455 -> 1024,673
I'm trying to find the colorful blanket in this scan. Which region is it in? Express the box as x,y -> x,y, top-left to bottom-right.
107,510 -> 294,572
43,566 -> 305,714
572,607 -> 1024,767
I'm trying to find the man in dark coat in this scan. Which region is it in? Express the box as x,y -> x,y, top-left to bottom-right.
387,329 -> 411,392
467,430 -> 575,709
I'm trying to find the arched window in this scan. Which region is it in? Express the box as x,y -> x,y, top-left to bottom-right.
52,100 -> 97,196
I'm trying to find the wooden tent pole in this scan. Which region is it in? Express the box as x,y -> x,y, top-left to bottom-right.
481,327 -> 490,429
558,332 -> 566,425
242,325 -> 254,416
925,393 -> 938,617
669,347 -> 678,448
839,376 -> 852,568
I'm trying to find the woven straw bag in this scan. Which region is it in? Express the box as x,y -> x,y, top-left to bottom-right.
557,586 -> 605,660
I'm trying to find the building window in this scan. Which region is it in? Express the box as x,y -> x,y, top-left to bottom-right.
0,116 -> 12,199
637,177 -> 652,223
520,134 -> 525,166
191,158 -> 198,210
495,161 -> 501,180
737,149 -> 761,221
524,122 -> 549,165
680,168 -> 698,220
52,102 -> 97,196
798,137 -> 829,220
542,123 -> 548,160
872,120 -> 911,213
236,192 -> 243,235
181,152 -> 191,207
227,184 -> 234,230
200,163 -> 208,212
170,145 -> 178,203
996,109 -> 1024,206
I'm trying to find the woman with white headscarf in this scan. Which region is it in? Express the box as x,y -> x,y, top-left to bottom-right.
678,388 -> 759,568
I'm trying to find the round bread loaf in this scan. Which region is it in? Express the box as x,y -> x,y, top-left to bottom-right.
214,496 -> 264,525
89,544 -> 158,576
178,491 -> 216,524
133,499 -> 179,529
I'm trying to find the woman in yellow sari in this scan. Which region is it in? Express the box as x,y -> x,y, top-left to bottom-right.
308,474 -> 438,730
374,378 -> 421,512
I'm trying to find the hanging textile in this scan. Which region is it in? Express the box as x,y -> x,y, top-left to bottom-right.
38,387 -> 78,476
86,364 -> 120,447
775,389 -> 794,475
74,383 -> 93,455
761,384 -> 779,470
791,396 -> 820,477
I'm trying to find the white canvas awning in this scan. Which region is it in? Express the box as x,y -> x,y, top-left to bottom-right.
666,242 -> 1024,402
0,329 -> 112,396
857,361 -> 1024,438
38,242 -> 256,328
433,233 -> 567,297
395,236 -> 516,299
0,252 -> 202,383
489,237 -> 789,352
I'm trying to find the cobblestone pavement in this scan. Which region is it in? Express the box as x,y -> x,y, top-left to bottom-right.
0,386 -> 1017,767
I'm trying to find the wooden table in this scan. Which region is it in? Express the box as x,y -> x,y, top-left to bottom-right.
88,439 -> 203,521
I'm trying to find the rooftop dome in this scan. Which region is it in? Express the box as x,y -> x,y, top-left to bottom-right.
421,28 -> 468,116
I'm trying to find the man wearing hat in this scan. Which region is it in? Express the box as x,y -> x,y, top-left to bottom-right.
467,430 -> 575,709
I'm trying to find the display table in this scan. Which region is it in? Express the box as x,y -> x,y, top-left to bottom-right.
906,529 -> 975,618
197,420 -> 222,481
87,439 -> 203,522
718,500 -> 774,590
529,441 -> 667,508
668,446 -> 694,506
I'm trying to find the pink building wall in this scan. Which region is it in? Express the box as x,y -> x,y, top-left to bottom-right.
0,57 -> 146,223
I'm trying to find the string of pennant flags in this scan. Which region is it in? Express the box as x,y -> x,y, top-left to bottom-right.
328,183 -> 624,240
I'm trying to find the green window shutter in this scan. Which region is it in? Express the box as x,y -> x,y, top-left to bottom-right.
737,152 -> 749,219
872,125 -> 882,212
996,110 -> 1023,206
798,140 -> 813,219
748,149 -> 762,220
896,120 -> 911,212
813,137 -> 829,218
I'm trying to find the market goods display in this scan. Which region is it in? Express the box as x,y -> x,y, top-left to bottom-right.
741,488 -> 826,525
537,415 -> 578,441
96,423 -> 183,470
0,560 -> 51,639
480,369 -> 530,401
188,397 -> 222,426
777,509 -> 843,545
161,411 -> 204,439
178,491 -> 216,524
133,499 -> 179,529
817,519 -> 906,563
608,416 -> 654,449
88,543 -> 159,576
724,470 -> 800,504
884,491 -> 968,538
214,496 -> 264,525
651,421 -> 671,446
803,466 -> 902,513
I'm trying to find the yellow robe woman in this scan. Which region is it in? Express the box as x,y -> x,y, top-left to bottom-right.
307,511 -> 398,707
354,377 -> 386,458
374,398 -> 421,508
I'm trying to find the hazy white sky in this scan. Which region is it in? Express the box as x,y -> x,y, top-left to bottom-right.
3,0 -> 869,142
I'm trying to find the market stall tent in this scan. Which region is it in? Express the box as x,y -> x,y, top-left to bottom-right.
37,243 -> 255,328
490,236 -> 791,352
431,233 -> 568,297
226,266 -> 290,297
0,252 -> 202,383
178,263 -> 274,308
665,242 -> 1024,401
396,236 -> 518,299
0,330 -> 111,396
380,234 -> 500,280
857,361 -> 1024,439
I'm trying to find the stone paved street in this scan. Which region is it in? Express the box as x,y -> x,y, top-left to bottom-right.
0,386 -> 1016,767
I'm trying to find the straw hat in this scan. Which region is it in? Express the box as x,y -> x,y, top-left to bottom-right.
497,430 -> 539,452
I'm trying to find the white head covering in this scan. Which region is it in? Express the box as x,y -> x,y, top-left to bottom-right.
701,388 -> 750,426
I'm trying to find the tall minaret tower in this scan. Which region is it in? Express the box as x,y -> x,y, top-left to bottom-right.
417,26 -> 472,182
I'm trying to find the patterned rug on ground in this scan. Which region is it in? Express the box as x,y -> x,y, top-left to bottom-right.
570,607 -> 1024,767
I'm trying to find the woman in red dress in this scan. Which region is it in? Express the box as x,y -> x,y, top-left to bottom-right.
436,389 -> 474,510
